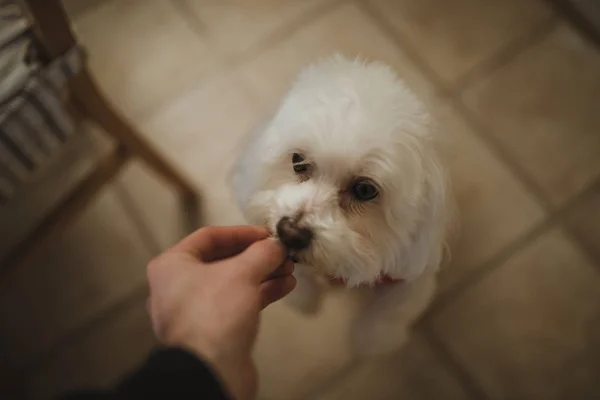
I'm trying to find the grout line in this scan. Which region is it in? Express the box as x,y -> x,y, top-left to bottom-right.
426,218 -> 551,318
418,326 -> 491,400
357,0 -> 577,301
453,16 -> 559,94
171,0 -> 351,68
228,0 -> 352,67
419,180 -> 600,399
169,0 -> 225,60
555,178 -> 600,271
356,0 -> 451,95
164,0 -> 351,119
454,93 -> 600,259
452,98 -> 552,211
357,0 -> 590,236
22,284 -> 149,378
423,177 -> 600,321
393,4 -> 600,305
359,0 -> 573,221
124,1 -> 228,123
113,176 -> 163,254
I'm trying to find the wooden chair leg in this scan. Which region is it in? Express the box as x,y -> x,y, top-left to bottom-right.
70,69 -> 202,232
0,146 -> 131,276
26,0 -> 201,232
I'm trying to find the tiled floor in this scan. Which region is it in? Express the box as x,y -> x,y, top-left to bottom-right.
2,0 -> 600,399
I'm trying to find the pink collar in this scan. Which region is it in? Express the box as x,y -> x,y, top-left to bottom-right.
328,275 -> 405,287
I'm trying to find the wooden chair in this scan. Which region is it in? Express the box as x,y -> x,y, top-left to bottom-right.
0,0 -> 201,272
0,1 -> 201,395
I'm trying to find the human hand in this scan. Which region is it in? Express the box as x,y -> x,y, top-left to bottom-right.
146,225 -> 295,400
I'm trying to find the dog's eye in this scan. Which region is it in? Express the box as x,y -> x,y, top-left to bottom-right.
352,180 -> 379,201
292,153 -> 304,164
292,153 -> 308,174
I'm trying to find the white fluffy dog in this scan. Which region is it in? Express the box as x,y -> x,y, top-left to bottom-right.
233,55 -> 452,356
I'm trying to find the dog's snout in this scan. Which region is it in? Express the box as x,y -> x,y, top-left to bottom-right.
276,217 -> 313,251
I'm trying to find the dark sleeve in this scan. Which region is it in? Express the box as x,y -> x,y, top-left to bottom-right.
59,348 -> 231,400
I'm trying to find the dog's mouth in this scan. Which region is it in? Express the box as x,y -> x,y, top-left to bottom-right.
287,248 -> 304,263
269,228 -> 300,263
268,224 -> 303,264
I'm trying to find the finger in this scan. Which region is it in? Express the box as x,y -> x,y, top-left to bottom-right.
170,225 -> 269,261
232,238 -> 287,281
260,275 -> 297,309
265,259 -> 294,282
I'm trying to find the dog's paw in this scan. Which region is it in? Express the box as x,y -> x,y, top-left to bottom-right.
350,318 -> 409,357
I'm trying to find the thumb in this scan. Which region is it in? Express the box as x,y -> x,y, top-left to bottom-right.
230,238 -> 288,282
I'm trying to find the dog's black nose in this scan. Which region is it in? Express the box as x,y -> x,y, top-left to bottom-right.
276,217 -> 313,251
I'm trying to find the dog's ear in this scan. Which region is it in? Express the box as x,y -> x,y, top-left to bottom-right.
403,154 -> 453,279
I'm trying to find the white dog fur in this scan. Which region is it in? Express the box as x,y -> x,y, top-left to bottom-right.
233,55 -> 452,356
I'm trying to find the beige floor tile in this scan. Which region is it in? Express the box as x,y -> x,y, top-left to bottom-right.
254,289 -> 365,400
368,0 -> 553,85
135,72 -> 257,181
434,103 -> 545,292
563,182 -> 600,264
238,2 -> 436,113
28,296 -> 156,399
182,0 -> 327,58
63,0 -> 108,19
120,71 -> 258,237
429,229 -> 600,400
116,162 -> 183,251
0,187 -> 151,367
72,0 -> 219,119
315,334 -> 471,400
463,23 -> 600,207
